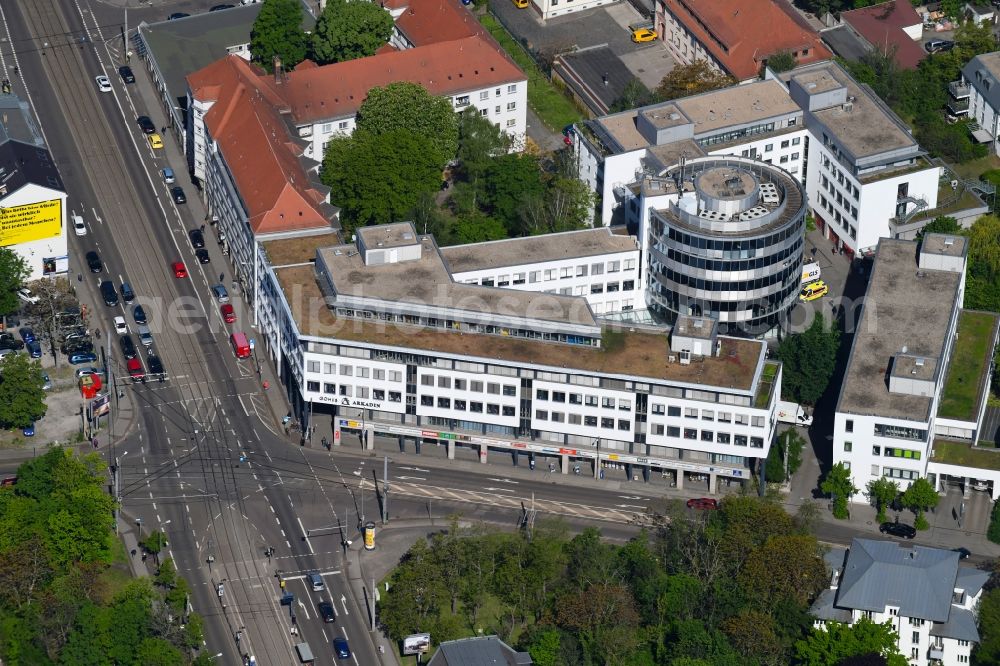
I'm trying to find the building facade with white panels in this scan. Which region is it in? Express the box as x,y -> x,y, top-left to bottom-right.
263,222 -> 782,489
441,229 -> 641,315
960,51 -> 1000,154
531,0 -> 621,20
575,78 -> 808,227
833,234 -> 1000,501
812,539 -> 986,666
782,62 -> 941,258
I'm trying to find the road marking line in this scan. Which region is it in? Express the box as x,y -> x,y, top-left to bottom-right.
296,517 -> 315,555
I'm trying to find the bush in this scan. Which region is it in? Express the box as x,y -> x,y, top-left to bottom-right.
988,501 -> 1000,544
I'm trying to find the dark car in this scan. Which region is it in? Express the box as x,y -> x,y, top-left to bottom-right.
332,637 -> 351,660
686,497 -> 719,510
100,281 -> 118,306
879,521 -> 917,539
25,340 -> 42,358
189,229 -> 205,249
118,65 -> 135,83
195,248 -> 211,264
924,39 -> 954,53
86,250 -> 103,273
147,353 -> 164,376
133,304 -> 147,325
318,601 -> 336,623
69,351 -> 98,365
62,341 -> 93,355
171,186 -> 187,204
120,282 -> 136,303
18,327 -> 35,343
136,115 -> 156,134
167,12 -> 189,20
120,334 -> 137,360
953,547 -> 972,560
0,334 -> 24,350
210,3 -> 235,10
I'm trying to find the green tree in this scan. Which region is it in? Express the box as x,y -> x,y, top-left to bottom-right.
357,82 -> 459,167
310,0 -> 394,65
917,215 -> 962,240
0,353 -> 46,428
155,557 -> 177,590
766,51 -> 796,73
777,315 -> 840,405
900,477 -> 939,530
524,628 -> 562,666
866,477 -> 900,523
134,637 -> 185,666
0,248 -> 29,319
611,78 -> 654,112
795,618 -> 907,666
975,587 -> 1000,663
988,500 -> 1000,544
739,534 -> 827,607
321,129 -> 443,232
141,531 -> 168,565
455,107 -> 513,182
250,0 -> 307,72
766,429 -> 807,484
655,61 -> 735,102
964,214 -> 1000,312
482,154 -> 546,233
821,462 -> 858,519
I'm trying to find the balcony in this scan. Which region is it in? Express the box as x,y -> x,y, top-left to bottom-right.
948,98 -> 969,115
928,644 -> 944,662
949,80 -> 970,99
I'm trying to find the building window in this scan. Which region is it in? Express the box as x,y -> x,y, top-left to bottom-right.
503,406 -> 516,417
307,360 -> 320,373
685,408 -> 698,418
421,375 -> 434,386
487,383 -> 501,395
701,430 -> 713,441
792,136 -> 801,145
684,428 -> 697,439
602,418 -> 615,429
846,419 -> 853,433
717,432 -> 730,444
471,380 -> 483,392
592,263 -> 604,275
911,631 -> 919,644
503,385 -> 517,396
585,416 -> 598,427
437,397 -> 450,408
734,435 -> 747,446
471,402 -> 483,413
536,389 -> 549,400
765,143 -> 773,152
652,424 -> 664,435
668,406 -> 681,417
569,414 -> 581,425
389,391 -> 401,402
338,121 -> 349,130
618,420 -> 630,431
421,395 -> 433,406
339,385 -> 352,397
507,102 -> 516,111
480,91 -> 489,100
652,404 -> 665,415
507,84 -> 517,93
307,381 -> 320,392
487,404 -> 500,415
438,376 -> 451,388
374,389 -> 385,400
570,393 -> 583,405
506,119 -> 516,127
750,437 -> 764,448
455,399 -> 466,411
844,441 -> 852,452
357,387 -> 370,399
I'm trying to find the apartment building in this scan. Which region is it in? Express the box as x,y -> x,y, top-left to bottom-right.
833,234 -> 1000,498
257,222 -> 782,490
812,539 -> 987,666
656,0 -> 831,82
783,61 -> 940,258
440,228 -> 642,315
959,51 -> 1000,154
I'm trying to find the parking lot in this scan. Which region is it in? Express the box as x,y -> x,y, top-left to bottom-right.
489,0 -> 677,90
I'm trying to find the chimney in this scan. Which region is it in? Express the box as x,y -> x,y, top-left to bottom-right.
273,56 -> 284,85
602,72 -> 609,86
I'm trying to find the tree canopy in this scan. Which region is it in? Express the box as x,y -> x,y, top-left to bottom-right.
821,462 -> 858,519
777,314 -> 840,406
795,618 -> 907,666
310,0 -> 394,65
0,353 -> 46,429
656,61 -> 736,102
321,129 -> 443,232
249,0 -> 308,72
356,82 -> 459,167
0,247 -> 29,318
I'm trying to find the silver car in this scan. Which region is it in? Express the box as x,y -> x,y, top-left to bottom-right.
137,324 -> 153,347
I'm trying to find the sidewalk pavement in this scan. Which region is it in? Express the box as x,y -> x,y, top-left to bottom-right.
118,514 -> 154,579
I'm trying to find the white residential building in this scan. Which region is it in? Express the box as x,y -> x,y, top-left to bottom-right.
440,229 -> 642,315
812,539 -> 987,666
833,234 -> 1000,499
257,222 -> 783,490
530,0 -> 621,20
960,51 -> 1000,154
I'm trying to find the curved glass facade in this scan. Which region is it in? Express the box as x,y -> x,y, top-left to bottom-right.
645,157 -> 807,336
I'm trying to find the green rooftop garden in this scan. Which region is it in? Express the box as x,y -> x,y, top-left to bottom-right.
754,361 -> 779,409
938,311 -> 999,421
932,439 -> 1000,471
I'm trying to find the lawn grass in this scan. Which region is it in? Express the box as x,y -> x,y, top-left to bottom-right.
480,14 -> 583,132
932,439 -> 1000,471
950,154 -> 1000,181
938,311 -> 999,420
754,361 -> 779,408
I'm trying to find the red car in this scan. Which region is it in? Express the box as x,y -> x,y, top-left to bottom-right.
221,303 -> 235,323
127,357 -> 145,382
686,497 -> 719,510
172,261 -> 187,278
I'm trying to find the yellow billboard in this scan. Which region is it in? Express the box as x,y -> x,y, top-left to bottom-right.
0,199 -> 62,247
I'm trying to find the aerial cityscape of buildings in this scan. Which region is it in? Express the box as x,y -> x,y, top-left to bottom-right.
4,0 -> 1000,663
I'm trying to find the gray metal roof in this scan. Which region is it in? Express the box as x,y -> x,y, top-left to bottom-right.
964,52 -> 1000,115
824,545 -> 848,575
553,46 -> 636,116
427,636 -> 532,666
930,605 -> 980,643
821,25 -> 872,63
836,539 -> 959,622
956,566 -> 990,598
0,96 -> 44,147
810,588 -> 853,623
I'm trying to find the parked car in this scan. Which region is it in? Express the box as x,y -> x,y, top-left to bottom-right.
118,65 -> 135,83
879,521 -> 917,539
69,351 -> 98,365
189,229 -> 205,248
137,324 -> 153,347
114,316 -> 129,335
25,340 -> 41,358
212,284 -> 229,303
16,287 -> 39,304
953,547 -> 972,560
22,422 -> 34,437
18,328 -> 35,344
86,250 -> 103,273
167,12 -> 189,20
100,281 -> 119,306
162,167 -> 175,183
120,282 -> 136,303
41,373 -> 52,390
631,28 -> 657,43
127,357 -> 144,382
924,39 -> 954,53
686,497 -> 719,510
133,304 -> 148,325
196,249 -> 210,264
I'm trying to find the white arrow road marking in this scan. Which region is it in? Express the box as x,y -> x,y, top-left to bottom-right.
397,466 -> 430,472
297,599 -> 310,620
617,504 -> 647,509
340,595 -> 350,616
618,495 -> 643,500
483,487 -> 516,493
396,475 -> 426,481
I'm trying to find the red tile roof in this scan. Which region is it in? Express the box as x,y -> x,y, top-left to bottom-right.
663,0 -> 832,81
394,0 -> 483,45
280,35 -> 525,124
187,57 -> 333,236
841,1 -> 925,70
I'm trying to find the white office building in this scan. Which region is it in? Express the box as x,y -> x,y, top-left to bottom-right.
833,233 -> 1000,499
257,222 -> 783,489
812,538 -> 987,666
